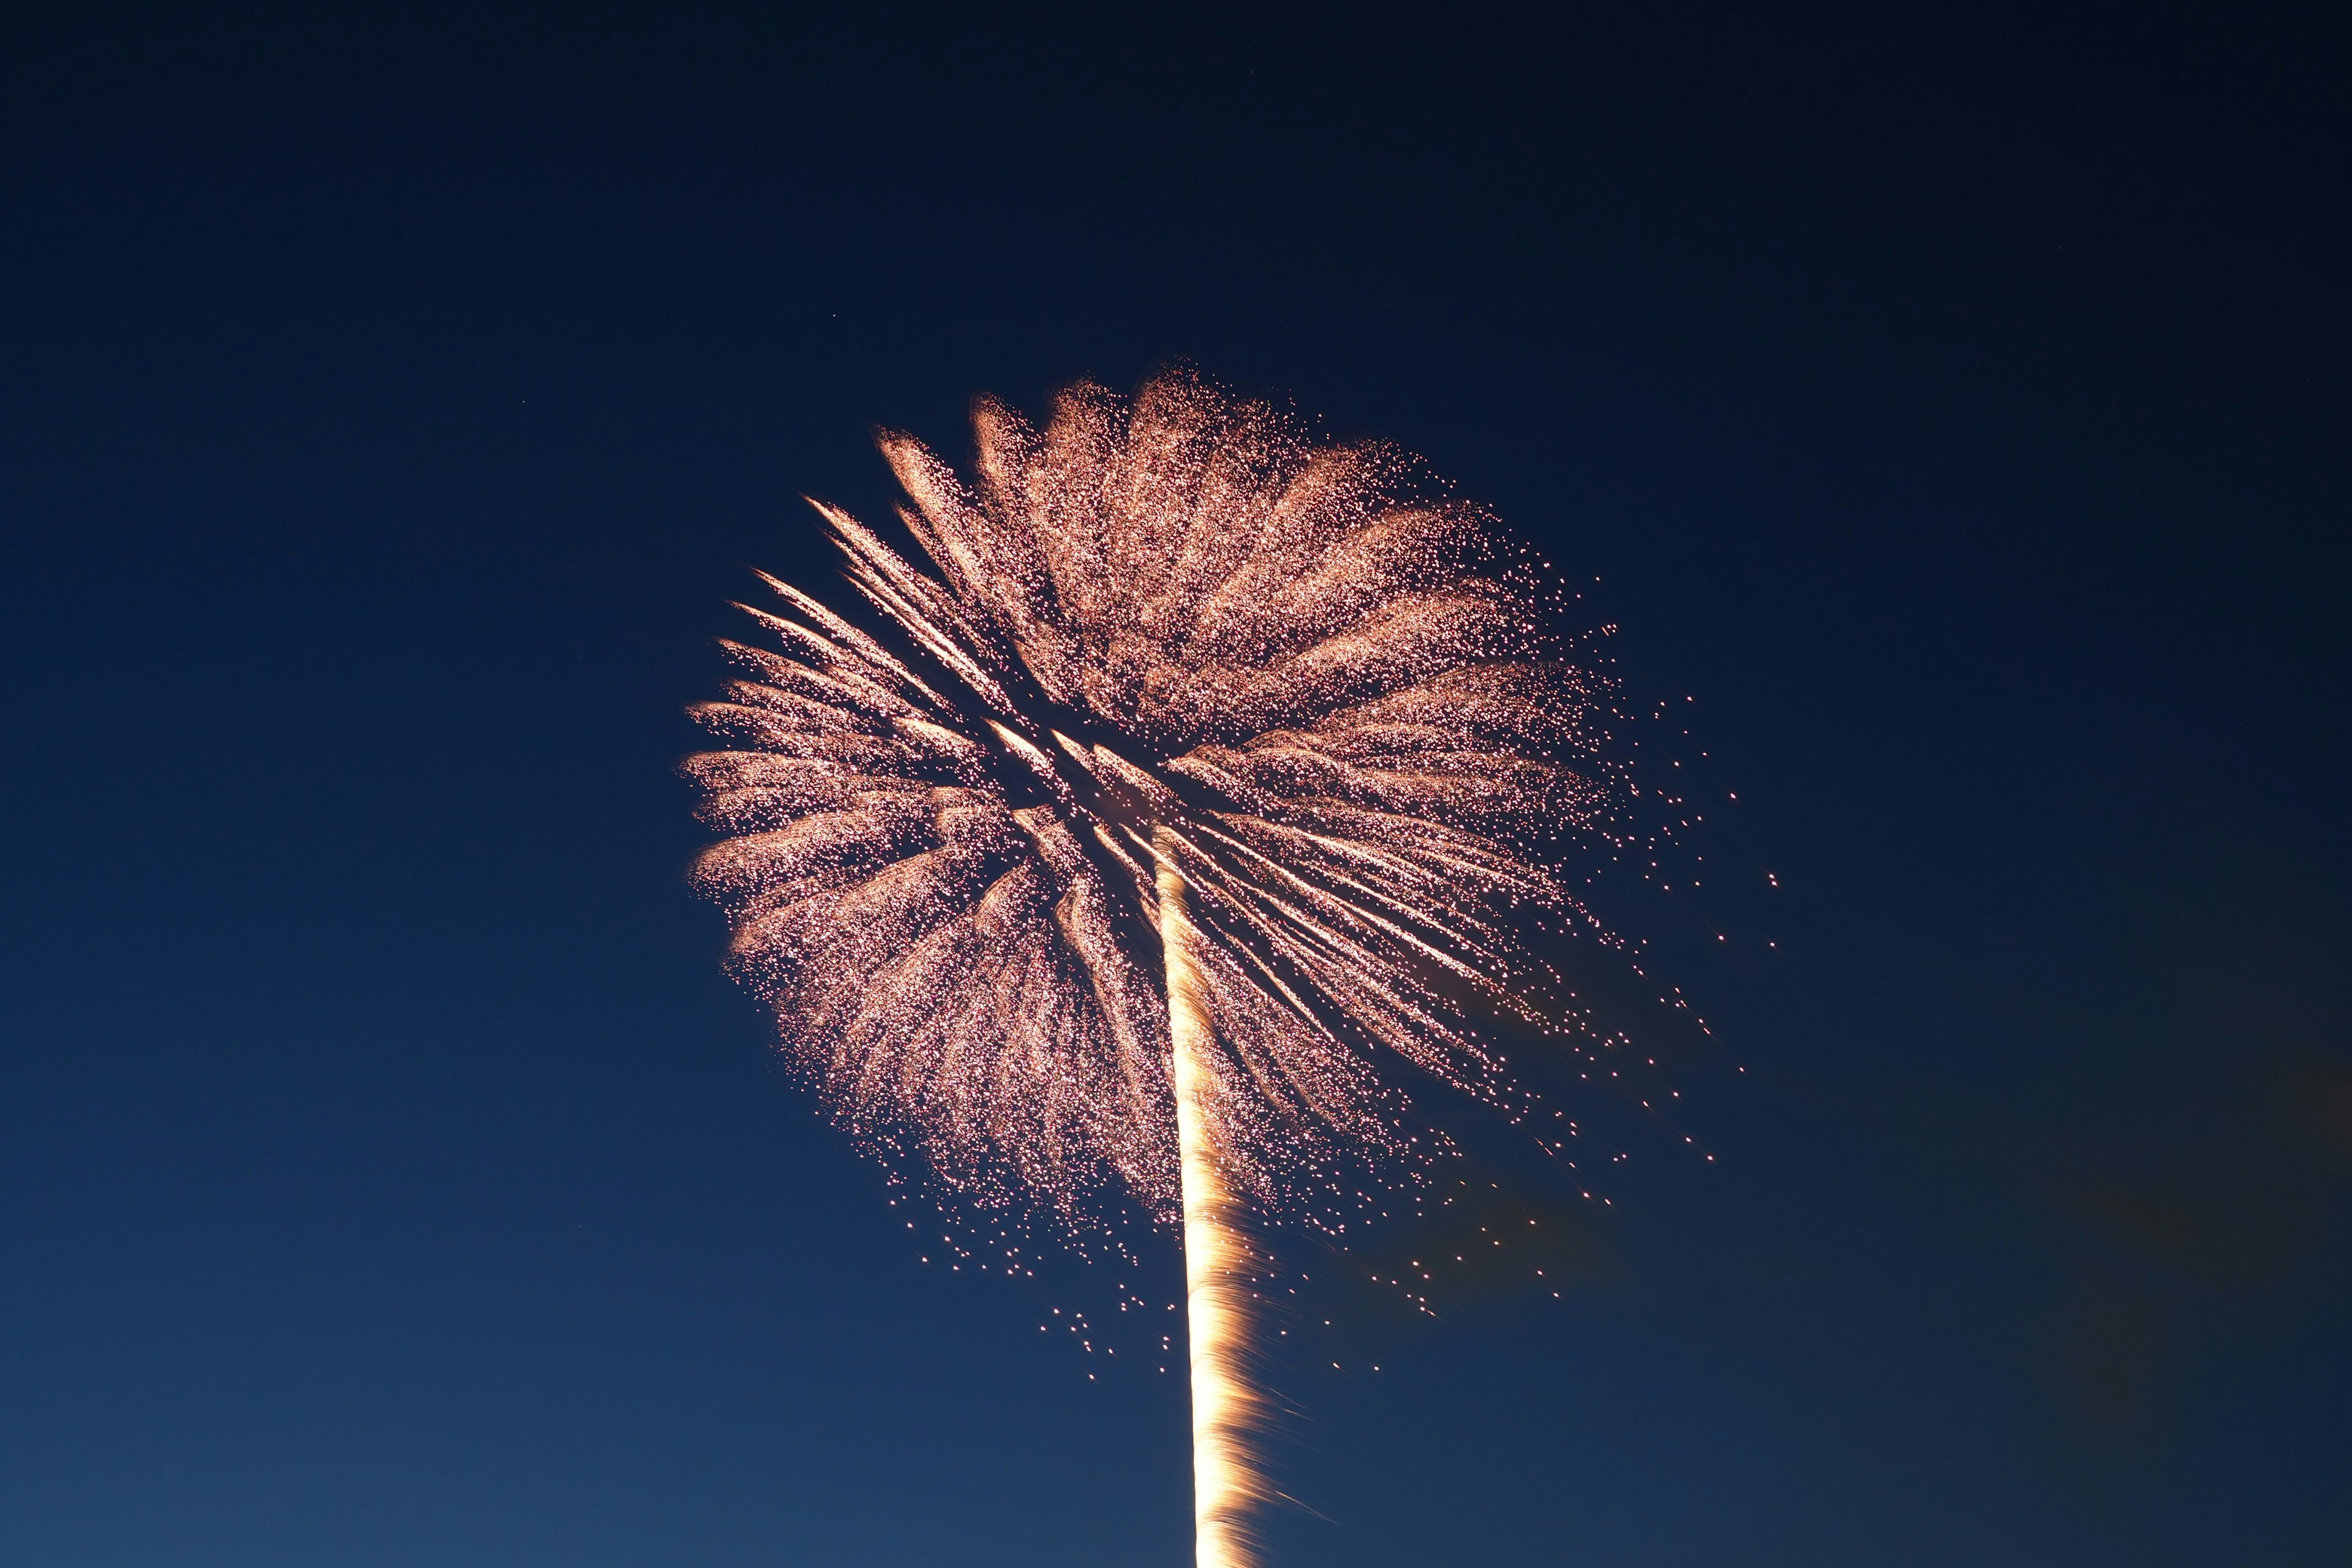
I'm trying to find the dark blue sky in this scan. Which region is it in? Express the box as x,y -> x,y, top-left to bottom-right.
4,6 -> 2346,1565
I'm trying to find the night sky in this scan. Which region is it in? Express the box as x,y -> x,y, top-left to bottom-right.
4,7 -> 2348,1566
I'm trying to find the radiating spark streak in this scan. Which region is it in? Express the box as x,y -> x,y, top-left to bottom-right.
1160,831 -> 1273,1568
1185,818 -> 1501,980
752,565 -> 959,714
987,720 -> 1072,799
1131,826 -> 1366,1110
685,368 -> 1647,1563
842,562 -> 1018,716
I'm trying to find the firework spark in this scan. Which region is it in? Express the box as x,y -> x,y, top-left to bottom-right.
686,368 -> 1631,1564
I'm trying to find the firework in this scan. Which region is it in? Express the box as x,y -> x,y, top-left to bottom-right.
685,368 -> 1630,1565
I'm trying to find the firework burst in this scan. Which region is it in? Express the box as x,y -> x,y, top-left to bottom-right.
686,368 -> 1638,1565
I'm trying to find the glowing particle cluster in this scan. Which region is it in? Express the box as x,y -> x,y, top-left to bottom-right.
685,368 -> 1636,1234
684,368 -> 1724,1566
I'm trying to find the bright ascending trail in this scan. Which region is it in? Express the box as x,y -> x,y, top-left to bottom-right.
685,367 -> 1641,1562
1158,829 -> 1268,1567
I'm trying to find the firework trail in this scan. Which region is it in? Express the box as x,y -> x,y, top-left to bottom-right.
686,369 -> 1634,1565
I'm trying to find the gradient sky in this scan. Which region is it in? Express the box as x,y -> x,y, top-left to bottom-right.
3,6 -> 2347,1566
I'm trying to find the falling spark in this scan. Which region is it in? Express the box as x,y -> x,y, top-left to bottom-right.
686,368 -> 1657,1565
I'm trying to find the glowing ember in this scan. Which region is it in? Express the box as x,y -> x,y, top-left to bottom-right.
686,368 -> 1635,1564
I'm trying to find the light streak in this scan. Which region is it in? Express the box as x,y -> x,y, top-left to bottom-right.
1160,828 -> 1273,1567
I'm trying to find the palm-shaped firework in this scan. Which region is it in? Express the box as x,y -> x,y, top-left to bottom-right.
685,369 -> 1632,1567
